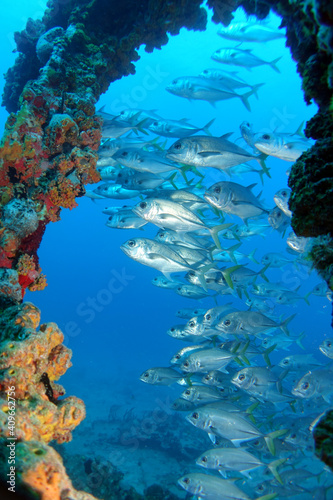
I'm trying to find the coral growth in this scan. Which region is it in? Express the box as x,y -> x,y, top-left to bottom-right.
313,409 -> 333,473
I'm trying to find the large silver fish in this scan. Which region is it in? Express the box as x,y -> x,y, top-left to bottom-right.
167,135 -> 267,172
205,181 -> 269,222
166,76 -> 259,111
212,47 -> 282,73
218,22 -> 285,42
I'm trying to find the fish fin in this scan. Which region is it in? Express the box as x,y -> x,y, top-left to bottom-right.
209,223 -> 233,249
255,494 -> 278,500
208,432 -> 218,444
239,89 -> 254,112
263,344 -> 277,367
221,264 -> 243,290
249,248 -> 259,265
218,469 -> 228,478
247,183 -> 257,191
228,243 -> 242,264
255,154 -> 270,177
202,118 -> 215,136
264,429 -> 288,455
267,458 -> 286,484
303,291 -> 311,305
280,313 -> 297,336
220,132 -> 234,140
269,56 -> 282,73
251,82 -> 265,100
292,120 -> 305,138
259,263 -> 270,282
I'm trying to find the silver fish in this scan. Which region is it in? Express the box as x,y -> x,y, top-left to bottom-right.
151,276 -> 182,289
319,338 -> 333,359
205,181 -> 269,222
139,367 -> 182,385
216,310 -> 295,337
106,211 -> 148,230
120,237 -> 193,277
93,183 -> 141,199
274,188 -> 292,217
180,385 -> 225,404
114,148 -> 180,174
196,447 -> 285,482
167,135 -> 266,171
292,369 -> 333,402
148,117 -> 214,138
166,76 -> 259,111
254,131 -> 311,161
218,22 -> 285,42
175,308 -> 207,319
268,206 -> 290,233
278,354 -> 322,370
212,47 -> 282,73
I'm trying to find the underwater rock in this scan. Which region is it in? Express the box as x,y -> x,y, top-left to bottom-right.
2,198 -> 39,238
0,269 -> 22,303
36,26 -> 65,64
313,409 -> 333,472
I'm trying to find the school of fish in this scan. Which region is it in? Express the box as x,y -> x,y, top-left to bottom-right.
89,15 -> 333,500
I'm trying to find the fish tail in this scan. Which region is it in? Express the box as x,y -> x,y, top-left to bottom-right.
259,262 -> 270,282
202,118 -> 215,136
293,120 -> 305,138
267,458 -> 287,484
296,331 -> 305,350
280,313 -> 297,336
262,343 -> 277,367
221,264 -> 243,289
256,154 -> 271,178
254,494 -> 278,500
303,291 -> 311,305
167,172 -> 178,190
264,428 -> 288,455
228,243 -> 242,264
239,89 -> 255,111
269,56 -> 282,73
258,166 -> 271,185
209,223 -> 233,249
249,248 -> 259,265
251,82 -> 265,100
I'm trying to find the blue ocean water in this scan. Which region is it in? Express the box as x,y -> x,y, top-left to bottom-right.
1,1 -> 332,496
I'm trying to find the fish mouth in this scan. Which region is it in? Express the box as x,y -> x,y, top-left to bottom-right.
131,206 -> 142,217
120,244 -> 131,256
204,192 -> 217,206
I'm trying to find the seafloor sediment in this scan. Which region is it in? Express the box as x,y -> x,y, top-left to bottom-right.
0,0 -> 332,498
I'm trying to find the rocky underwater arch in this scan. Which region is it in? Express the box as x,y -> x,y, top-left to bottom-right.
0,0 -> 332,498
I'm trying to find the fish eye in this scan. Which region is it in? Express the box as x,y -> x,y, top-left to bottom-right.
185,389 -> 191,395
128,240 -> 136,247
276,211 -> 281,217
201,456 -> 208,462
172,80 -> 177,84
230,53 -> 236,58
290,433 -> 296,439
139,202 -> 147,209
170,327 -> 175,332
219,387 -> 225,393
262,134 -> 271,140
189,321 -> 195,327
177,287 -> 182,291
175,354 -> 180,360
327,341 -> 332,347
184,361 -> 189,368
174,142 -> 182,150
281,191 -> 287,196
143,372 -> 149,378
153,121 -> 158,126
239,374 -> 245,381
124,179 -> 128,184
302,382 -> 309,390
257,485 -> 264,492
192,412 -> 199,420
183,478 -> 190,484
253,440 -> 260,446
121,151 -> 128,157
224,319 -> 231,326
214,186 -> 221,194
188,271 -> 195,277
205,314 -> 211,321
282,359 -> 289,365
